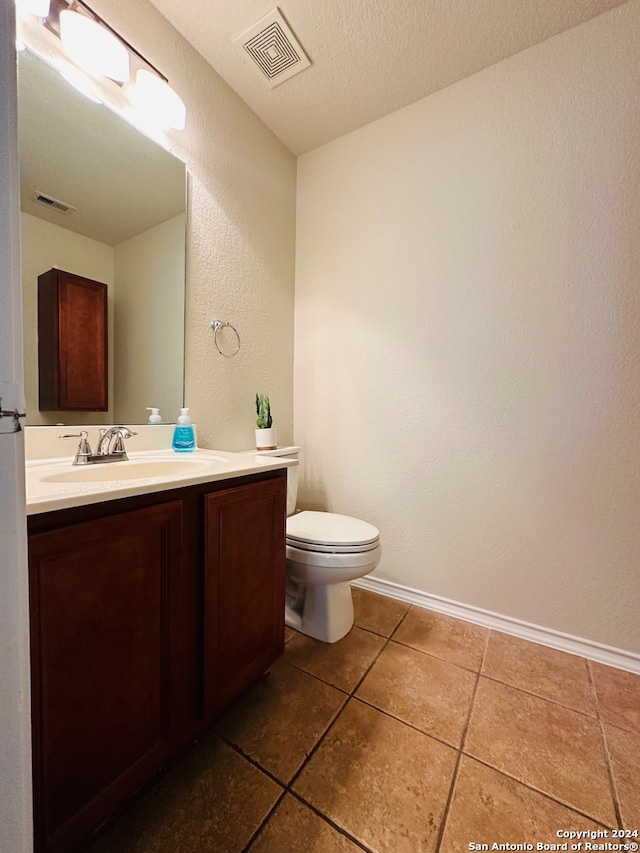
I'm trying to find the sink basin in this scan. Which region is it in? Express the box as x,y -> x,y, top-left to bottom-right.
40,456 -> 224,483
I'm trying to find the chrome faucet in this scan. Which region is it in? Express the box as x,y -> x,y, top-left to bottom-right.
60,426 -> 138,465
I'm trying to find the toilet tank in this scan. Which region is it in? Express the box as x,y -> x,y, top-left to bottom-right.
254,446 -> 300,516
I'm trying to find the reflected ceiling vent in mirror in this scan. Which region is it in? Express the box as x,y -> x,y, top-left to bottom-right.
34,191 -> 75,214
235,7 -> 310,88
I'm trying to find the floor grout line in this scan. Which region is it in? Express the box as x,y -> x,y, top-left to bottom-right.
282,692 -> 350,791
434,625 -> 491,852
390,635 -> 485,673
387,603 -> 412,640
349,633 -> 391,695
214,730 -> 289,790
288,790 -> 377,853
460,752 -> 618,830
221,689 -> 374,851
586,658 -> 625,830
475,671 -> 603,721
282,614 -> 407,700
239,788 -> 287,853
283,626 -> 395,792
238,616 -> 406,848
222,706 -> 378,853
352,694 -> 467,752
276,655 -> 352,696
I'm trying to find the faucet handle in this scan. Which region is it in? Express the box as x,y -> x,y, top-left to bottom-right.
112,427 -> 138,454
98,426 -> 137,456
111,427 -> 138,453
59,431 -> 92,464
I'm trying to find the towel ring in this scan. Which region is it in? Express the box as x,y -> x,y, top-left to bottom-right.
210,320 -> 241,358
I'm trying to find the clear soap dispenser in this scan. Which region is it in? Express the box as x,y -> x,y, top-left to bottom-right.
172,407 -> 196,452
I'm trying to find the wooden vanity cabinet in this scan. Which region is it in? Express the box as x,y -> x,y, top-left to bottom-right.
29,501 -> 184,853
27,470 -> 287,853
37,268 -> 108,411
204,477 -> 287,716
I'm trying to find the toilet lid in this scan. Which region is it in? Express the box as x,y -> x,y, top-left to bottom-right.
286,511 -> 379,548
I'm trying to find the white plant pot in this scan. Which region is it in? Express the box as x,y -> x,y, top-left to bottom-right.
255,427 -> 277,450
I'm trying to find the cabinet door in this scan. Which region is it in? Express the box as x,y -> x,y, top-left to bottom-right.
29,501 -> 183,853
204,476 -> 286,716
38,268 -> 108,411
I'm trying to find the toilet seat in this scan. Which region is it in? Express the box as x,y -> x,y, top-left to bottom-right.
286,540 -> 382,570
286,511 -> 379,554
286,511 -> 381,569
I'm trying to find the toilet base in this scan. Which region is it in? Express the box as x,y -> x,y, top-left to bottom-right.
285,580 -> 355,643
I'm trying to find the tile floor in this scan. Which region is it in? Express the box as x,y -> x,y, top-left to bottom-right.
89,588 -> 640,853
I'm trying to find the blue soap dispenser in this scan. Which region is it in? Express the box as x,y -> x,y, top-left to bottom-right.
172,407 -> 196,452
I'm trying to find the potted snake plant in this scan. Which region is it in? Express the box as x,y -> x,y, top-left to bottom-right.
255,393 -> 277,450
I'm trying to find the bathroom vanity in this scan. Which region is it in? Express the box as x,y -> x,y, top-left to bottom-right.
25,439 -> 292,853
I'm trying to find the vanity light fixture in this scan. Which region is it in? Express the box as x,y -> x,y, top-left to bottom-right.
59,8 -> 129,82
15,0 -> 186,133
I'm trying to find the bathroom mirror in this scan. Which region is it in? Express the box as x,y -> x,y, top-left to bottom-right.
18,47 -> 187,426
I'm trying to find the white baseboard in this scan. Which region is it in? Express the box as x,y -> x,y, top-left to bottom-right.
352,576 -> 640,675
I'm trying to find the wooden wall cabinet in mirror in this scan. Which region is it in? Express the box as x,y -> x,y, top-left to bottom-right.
38,268 -> 108,411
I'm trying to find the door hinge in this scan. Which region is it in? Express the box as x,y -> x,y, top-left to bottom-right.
0,398 -> 26,434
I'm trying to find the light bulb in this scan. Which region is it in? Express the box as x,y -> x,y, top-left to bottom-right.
59,10 -> 129,83
131,69 -> 186,131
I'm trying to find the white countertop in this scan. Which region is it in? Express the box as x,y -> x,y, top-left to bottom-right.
26,447 -> 296,516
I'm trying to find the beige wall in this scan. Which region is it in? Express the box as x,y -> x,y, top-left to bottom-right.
113,214 -> 185,424
295,1 -> 640,653
91,0 -> 296,451
21,212 -> 115,425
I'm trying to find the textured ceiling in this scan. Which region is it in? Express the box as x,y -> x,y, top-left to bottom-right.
146,0 -> 629,155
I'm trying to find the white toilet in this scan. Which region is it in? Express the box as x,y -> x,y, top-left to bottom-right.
257,447 -> 381,643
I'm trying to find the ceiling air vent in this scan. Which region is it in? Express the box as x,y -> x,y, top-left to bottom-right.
34,192 -> 75,215
235,8 -> 310,88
